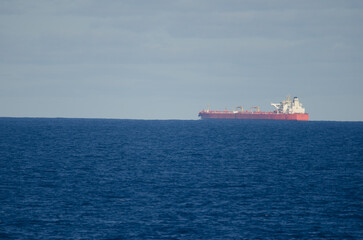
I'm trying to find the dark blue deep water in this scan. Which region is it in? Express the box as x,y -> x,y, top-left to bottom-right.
0,118 -> 362,239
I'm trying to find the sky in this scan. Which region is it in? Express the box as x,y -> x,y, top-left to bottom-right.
0,0 -> 362,121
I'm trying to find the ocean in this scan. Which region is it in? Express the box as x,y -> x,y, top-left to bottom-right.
0,118 -> 362,239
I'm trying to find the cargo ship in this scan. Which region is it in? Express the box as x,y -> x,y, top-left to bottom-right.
198,96 -> 309,121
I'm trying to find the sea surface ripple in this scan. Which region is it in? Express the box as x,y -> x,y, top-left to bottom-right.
0,118 -> 362,239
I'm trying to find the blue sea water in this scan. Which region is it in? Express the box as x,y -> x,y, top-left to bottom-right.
0,118 -> 362,239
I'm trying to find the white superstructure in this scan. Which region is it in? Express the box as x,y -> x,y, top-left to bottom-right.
271,96 -> 306,114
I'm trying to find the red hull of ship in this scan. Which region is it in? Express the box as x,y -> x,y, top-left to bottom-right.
199,111 -> 309,121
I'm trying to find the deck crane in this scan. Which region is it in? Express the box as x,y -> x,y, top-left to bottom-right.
250,106 -> 260,112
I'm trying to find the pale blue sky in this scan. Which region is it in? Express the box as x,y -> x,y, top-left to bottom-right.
0,0 -> 362,120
